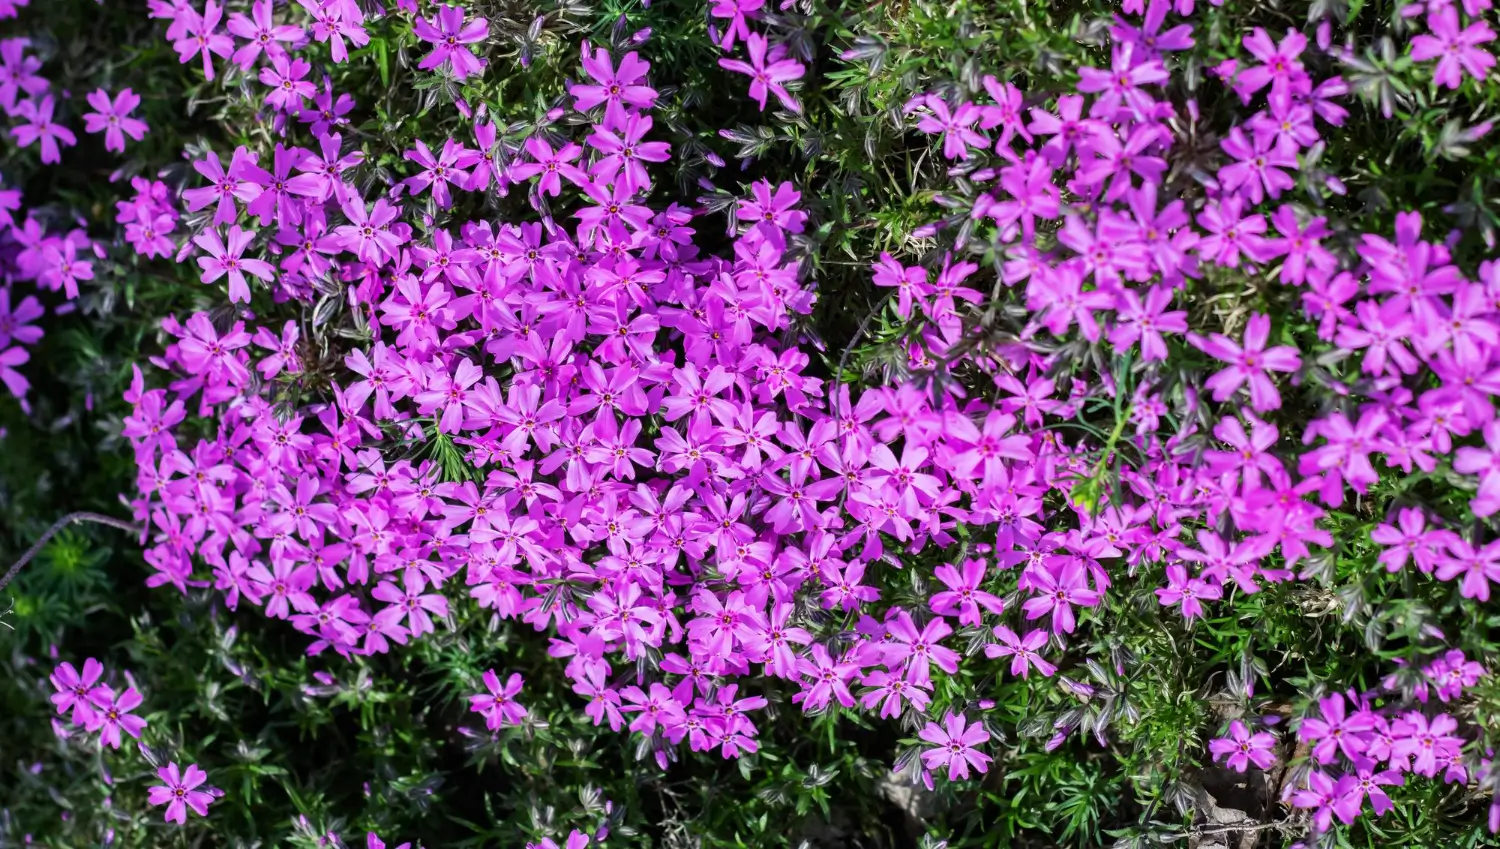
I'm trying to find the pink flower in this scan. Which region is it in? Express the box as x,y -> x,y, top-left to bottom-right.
929,559 -> 1004,626
226,0 -> 303,69
414,5 -> 489,80
1154,563 -> 1222,619
1021,560 -> 1100,634
86,686 -> 148,749
1410,9 -> 1495,90
917,712 -> 992,781
1110,285 -> 1187,362
1188,313 -> 1301,411
146,763 -> 214,824
718,33 -> 804,113
1234,27 -> 1308,100
193,225 -> 275,304
49,658 -> 109,726
82,89 -> 148,154
260,54 -> 315,111
172,1 -> 235,81
1298,694 -> 1374,763
983,626 -> 1055,678
0,344 -> 28,401
1208,720 -> 1278,772
11,96 -> 76,164
570,48 -> 656,123
470,670 -> 527,728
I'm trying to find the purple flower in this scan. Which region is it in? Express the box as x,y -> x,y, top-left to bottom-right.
1208,720 -> 1278,772
85,686 -> 148,749
983,626 -> 1055,678
470,670 -> 528,728
49,658 -> 109,726
1234,27 -> 1308,100
226,0 -> 304,69
1188,313 -> 1301,411
570,48 -> 656,123
194,226 -> 275,304
414,5 -> 489,80
82,89 -> 148,154
260,54 -> 315,111
917,712 -> 992,781
11,96 -> 76,164
172,1 -> 235,80
1110,285 -> 1186,362
1021,560 -> 1100,634
1411,9 -> 1495,90
146,763 -> 214,824
718,33 -> 804,113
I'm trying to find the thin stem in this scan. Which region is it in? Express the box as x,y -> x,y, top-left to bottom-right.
0,512 -> 142,595
835,292 -> 896,385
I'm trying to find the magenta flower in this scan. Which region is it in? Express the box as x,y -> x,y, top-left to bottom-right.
915,96 -> 988,161
570,48 -> 657,122
86,686 -> 148,749
917,712 -> 992,781
194,226 -> 275,304
1208,720 -> 1278,772
709,0 -> 764,51
1218,127 -> 1297,204
509,137 -> 587,197
880,610 -> 960,685
298,0 -> 369,64
182,147 -> 264,227
718,33 -> 804,113
1154,564 -> 1222,619
586,112 -> 671,195
0,344 -> 28,401
146,763 -> 214,824
794,645 -> 858,712
983,626 -> 1055,678
0,39 -> 49,114
0,287 -> 43,349
1188,313 -> 1301,411
11,96 -> 76,164
172,1 -> 234,80
82,89 -> 148,154
226,0 -> 304,69
1234,27 -> 1307,100
1110,285 -> 1187,362
38,240 -> 94,300
1298,694 -> 1375,763
1195,196 -> 1269,268
404,138 -> 479,209
49,658 -> 109,726
260,54 -> 315,111
1299,409 -> 1389,506
470,670 -> 528,728
929,559 -> 1004,626
737,179 -> 807,234
1021,560 -> 1100,634
1411,9 -> 1495,90
1076,48 -> 1169,117
414,5 -> 488,80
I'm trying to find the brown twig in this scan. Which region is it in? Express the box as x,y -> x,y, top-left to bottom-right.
0,512 -> 142,595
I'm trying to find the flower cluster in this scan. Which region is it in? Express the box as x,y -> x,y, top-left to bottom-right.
2,0 -> 1497,839
48,657 -> 148,750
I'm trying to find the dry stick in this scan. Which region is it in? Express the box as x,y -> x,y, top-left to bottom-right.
0,512 -> 142,595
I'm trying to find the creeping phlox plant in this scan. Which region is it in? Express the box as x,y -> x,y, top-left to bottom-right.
3,0 -> 1500,844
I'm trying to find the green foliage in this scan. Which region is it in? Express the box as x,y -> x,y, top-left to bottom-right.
2,0 -> 1500,847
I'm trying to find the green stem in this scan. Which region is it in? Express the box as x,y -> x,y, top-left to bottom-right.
0,512 -> 142,595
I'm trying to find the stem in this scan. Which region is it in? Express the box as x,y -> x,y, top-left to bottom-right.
835,292 -> 896,385
0,512 -> 142,595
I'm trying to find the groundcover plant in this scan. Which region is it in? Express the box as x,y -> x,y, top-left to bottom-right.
2,0 -> 1500,845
